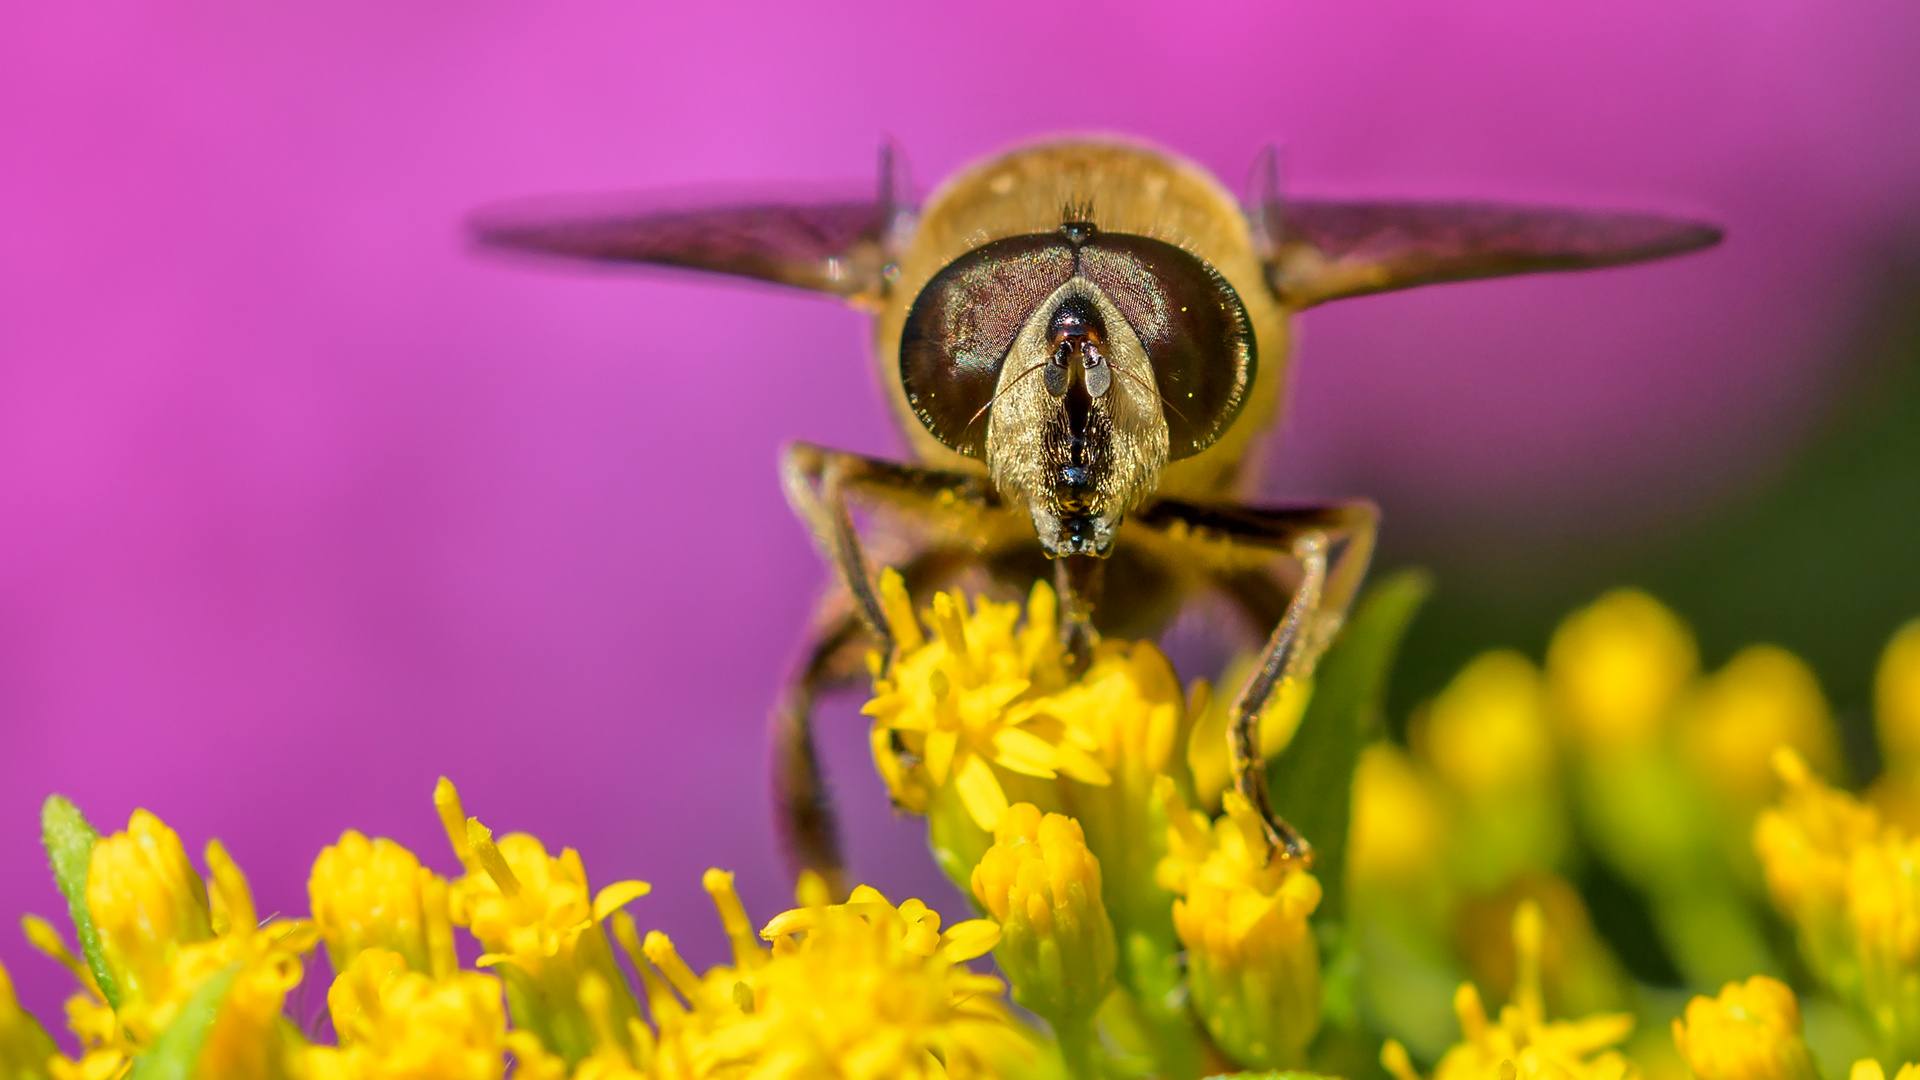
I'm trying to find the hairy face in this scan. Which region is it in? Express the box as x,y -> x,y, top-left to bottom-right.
900,220 -> 1255,556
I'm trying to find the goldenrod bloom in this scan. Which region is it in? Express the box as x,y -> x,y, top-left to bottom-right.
1453,877 -> 1630,1023
970,804 -> 1116,1027
864,572 -> 1106,836
1756,748 -> 1920,1062
38,812 -> 317,1080
1872,622 -> 1920,830
434,778 -> 650,1065
1158,779 -> 1321,1068
1421,650 -> 1568,888
1383,902 -> 1637,1080
1877,621 -> 1920,768
1186,656 -> 1312,811
306,948 -> 509,1080
0,958 -> 56,1080
1547,590 -> 1696,754
310,831 -> 456,978
643,871 -> 1030,1080
1678,646 -> 1842,822
1671,976 -> 1816,1080
1851,1061 -> 1920,1080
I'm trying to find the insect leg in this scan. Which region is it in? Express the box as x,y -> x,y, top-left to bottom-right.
776,443 -> 1004,894
771,605 -> 867,900
1137,498 -> 1379,866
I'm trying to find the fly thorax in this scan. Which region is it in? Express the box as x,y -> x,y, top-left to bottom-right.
985,279 -> 1169,557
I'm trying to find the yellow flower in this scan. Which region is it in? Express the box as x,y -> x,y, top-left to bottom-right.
864,572 -> 1105,834
86,810 -> 213,1003
1383,902 -> 1637,1080
1348,742 -> 1447,894
305,948 -> 509,1080
0,957 -> 57,1080
1454,876 -> 1630,1023
1419,650 -> 1567,887
310,831 -> 456,978
1158,779 -> 1322,1069
1756,749 -> 1920,1062
1678,646 -> 1842,821
37,812 -> 317,1080
1872,622 -> 1920,831
970,804 -> 1117,1027
637,870 -> 1030,1080
433,778 -> 650,1065
1851,1062 -> 1920,1080
1547,590 -> 1696,754
1186,656 -> 1312,812
1878,621 -> 1920,769
1671,976 -> 1816,1080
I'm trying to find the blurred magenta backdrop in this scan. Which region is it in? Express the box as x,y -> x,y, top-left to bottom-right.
3,0 -> 1919,1025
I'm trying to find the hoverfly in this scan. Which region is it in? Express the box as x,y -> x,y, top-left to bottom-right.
471,138 -> 1720,893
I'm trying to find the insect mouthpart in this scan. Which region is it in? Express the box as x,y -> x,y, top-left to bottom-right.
986,283 -> 1170,559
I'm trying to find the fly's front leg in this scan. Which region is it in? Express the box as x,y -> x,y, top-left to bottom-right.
1137,498 -> 1380,866
772,608 -> 866,900
775,443 -> 1002,894
781,443 -> 897,665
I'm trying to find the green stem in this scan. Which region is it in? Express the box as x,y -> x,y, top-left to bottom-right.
1056,1015 -> 1099,1080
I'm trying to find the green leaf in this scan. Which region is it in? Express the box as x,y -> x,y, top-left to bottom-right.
40,795 -> 120,1009
127,963 -> 237,1080
1268,569 -> 1431,922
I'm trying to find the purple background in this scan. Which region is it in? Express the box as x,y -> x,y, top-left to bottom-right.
4,1 -> 1919,1028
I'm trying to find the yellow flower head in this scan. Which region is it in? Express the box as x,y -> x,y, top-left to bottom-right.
306,948 -> 510,1080
1753,749 -> 1881,989
1878,620 -> 1920,769
310,831 -> 456,978
434,778 -> 649,1065
1384,902 -> 1637,1080
0,957 -> 57,1080
1348,743 -> 1448,893
1679,646 -> 1841,818
970,803 -> 1117,1026
864,572 -> 1110,834
1850,1062 -> 1920,1080
86,810 -> 213,1002
1547,590 -> 1697,754
1671,976 -> 1816,1080
641,871 -> 1028,1080
1158,779 -> 1322,1069
1754,749 -> 1920,1062
41,817 -> 318,1080
1419,650 -> 1567,887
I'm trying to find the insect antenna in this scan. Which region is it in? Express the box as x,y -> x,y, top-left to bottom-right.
1110,362 -> 1192,426
964,361 -> 1050,431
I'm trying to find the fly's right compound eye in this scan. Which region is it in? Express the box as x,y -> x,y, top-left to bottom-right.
899,235 -> 1076,458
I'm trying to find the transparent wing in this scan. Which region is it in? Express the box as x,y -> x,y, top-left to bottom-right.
468,143 -> 914,300
1263,198 -> 1723,308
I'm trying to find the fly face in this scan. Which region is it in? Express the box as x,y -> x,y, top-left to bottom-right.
899,220 -> 1254,556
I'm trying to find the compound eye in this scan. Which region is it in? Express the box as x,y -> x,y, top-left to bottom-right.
900,235 -> 1075,457
1078,235 -> 1255,459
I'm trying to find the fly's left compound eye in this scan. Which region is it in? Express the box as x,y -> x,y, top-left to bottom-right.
900,235 -> 1076,458
1076,234 -> 1255,459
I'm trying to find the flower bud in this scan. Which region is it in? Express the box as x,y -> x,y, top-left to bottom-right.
969,803 -> 1116,1025
1547,590 -> 1696,754
87,809 -> 213,1000
1672,976 -> 1817,1080
1161,786 -> 1322,1068
310,830 -> 453,977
